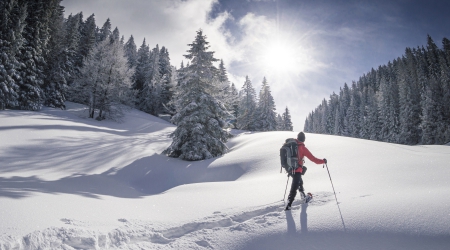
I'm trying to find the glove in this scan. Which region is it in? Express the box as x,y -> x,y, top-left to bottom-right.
323,158 -> 327,164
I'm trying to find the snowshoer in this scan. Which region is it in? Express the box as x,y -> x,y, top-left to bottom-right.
285,132 -> 327,210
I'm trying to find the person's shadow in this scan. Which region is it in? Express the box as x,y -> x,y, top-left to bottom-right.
285,209 -> 296,236
300,203 -> 308,233
285,202 -> 309,235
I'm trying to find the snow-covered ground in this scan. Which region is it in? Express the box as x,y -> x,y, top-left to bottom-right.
1,102 -> 449,250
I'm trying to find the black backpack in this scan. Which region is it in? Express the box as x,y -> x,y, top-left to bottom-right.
280,138 -> 307,175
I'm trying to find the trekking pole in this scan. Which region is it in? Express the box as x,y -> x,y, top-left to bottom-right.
283,175 -> 290,203
324,163 -> 347,232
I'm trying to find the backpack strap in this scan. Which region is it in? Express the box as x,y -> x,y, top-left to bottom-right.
297,143 -> 305,166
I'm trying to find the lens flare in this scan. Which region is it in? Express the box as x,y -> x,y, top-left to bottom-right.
261,39 -> 298,72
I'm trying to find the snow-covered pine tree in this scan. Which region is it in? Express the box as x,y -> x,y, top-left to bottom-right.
217,59 -> 229,83
43,1 -> 68,109
78,14 -> 97,65
229,82 -> 240,128
255,77 -> 277,131
327,93 -> 338,135
18,0 -> 51,110
436,43 -> 450,143
124,35 -> 137,69
97,18 -> 111,42
377,68 -> 392,142
320,99 -> 329,134
175,61 -> 187,89
61,13 -> 87,107
165,61 -> 187,116
366,86 -> 380,141
333,86 -> 347,135
164,29 -> 231,160
133,39 -> 150,109
63,13 -> 82,86
346,82 -> 361,138
313,106 -> 321,133
358,86 -> 369,140
339,83 -> 350,136
389,60 -> 401,142
282,107 -> 293,131
0,0 -> 26,110
276,113 -> 284,130
145,44 -> 160,115
440,38 -> 450,143
304,112 -> 311,132
333,107 -> 342,135
111,27 -> 120,44
158,46 -> 173,114
398,49 -> 421,144
420,36 -> 446,144
237,76 -> 257,130
214,59 -> 232,108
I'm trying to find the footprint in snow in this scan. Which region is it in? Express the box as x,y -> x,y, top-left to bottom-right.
196,240 -> 211,248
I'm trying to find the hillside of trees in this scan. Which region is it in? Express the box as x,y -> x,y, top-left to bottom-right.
0,0 -> 294,160
304,35 -> 450,145
0,0 -> 293,132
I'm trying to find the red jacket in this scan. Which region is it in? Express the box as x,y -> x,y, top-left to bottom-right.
295,140 -> 325,173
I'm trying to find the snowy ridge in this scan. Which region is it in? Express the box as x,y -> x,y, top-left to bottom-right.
1,103 -> 450,249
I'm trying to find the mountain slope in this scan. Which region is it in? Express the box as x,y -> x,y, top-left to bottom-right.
0,102 -> 449,249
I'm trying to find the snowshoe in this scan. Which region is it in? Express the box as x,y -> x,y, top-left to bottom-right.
305,192 -> 313,203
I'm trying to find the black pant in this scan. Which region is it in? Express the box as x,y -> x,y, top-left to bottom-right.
287,172 -> 304,206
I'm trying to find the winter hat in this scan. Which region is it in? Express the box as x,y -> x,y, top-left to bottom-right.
297,132 -> 305,142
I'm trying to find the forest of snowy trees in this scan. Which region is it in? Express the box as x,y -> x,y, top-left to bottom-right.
0,0 -> 293,159
304,35 -> 450,145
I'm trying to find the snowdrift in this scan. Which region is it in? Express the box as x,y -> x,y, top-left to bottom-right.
0,103 -> 449,249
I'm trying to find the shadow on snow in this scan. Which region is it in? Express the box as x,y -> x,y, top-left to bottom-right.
0,154 -> 245,199
246,204 -> 449,250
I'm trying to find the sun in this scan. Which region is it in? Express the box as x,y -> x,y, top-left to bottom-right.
261,40 -> 297,72
257,36 -> 311,75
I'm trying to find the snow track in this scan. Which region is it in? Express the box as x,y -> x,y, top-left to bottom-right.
0,194 -> 336,249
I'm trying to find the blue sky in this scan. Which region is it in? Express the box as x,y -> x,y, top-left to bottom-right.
62,0 -> 450,130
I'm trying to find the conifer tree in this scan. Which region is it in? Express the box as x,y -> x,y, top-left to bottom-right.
164,30 -> 230,161
63,12 -> 82,87
237,76 -> 257,130
214,59 -> 233,111
0,0 -> 26,110
277,113 -> 284,130
398,50 -> 421,144
43,2 -> 68,109
124,35 -> 137,69
145,44 -> 160,115
346,82 -> 360,137
328,93 -> 339,135
98,18 -> 111,42
229,82 -> 240,128
111,27 -> 120,44
358,87 -> 369,140
320,99 -> 330,134
18,0 -> 50,110
158,46 -> 173,114
78,14 -> 97,64
282,107 -> 293,131
133,39 -> 150,109
333,107 -> 342,135
255,77 -> 277,131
